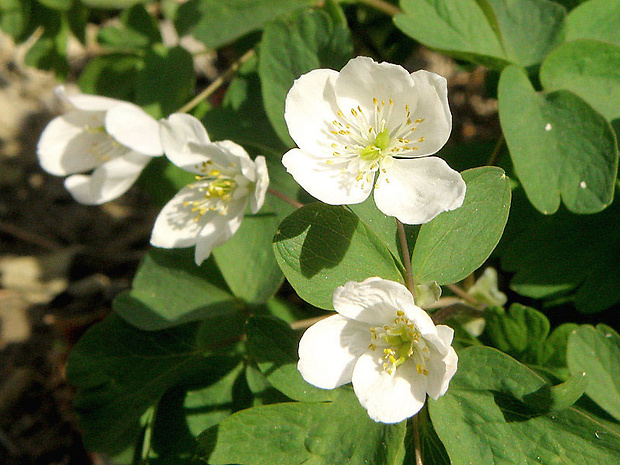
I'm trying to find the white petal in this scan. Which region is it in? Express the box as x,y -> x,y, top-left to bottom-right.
37,111 -> 107,176
352,351 -> 426,423
282,148 -> 371,205
105,104 -> 163,156
406,70 -> 452,157
150,185 -> 209,248
297,315 -> 371,390
425,346 -> 458,400
250,156 -> 269,214
374,157 -> 466,225
284,68 -> 341,155
160,113 -> 212,170
400,303 -> 442,344
64,151 -> 151,204
332,277 -> 413,325
334,57 -> 417,129
56,85 -> 123,112
194,204 -> 245,265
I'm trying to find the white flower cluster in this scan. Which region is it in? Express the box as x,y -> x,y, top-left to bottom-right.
37,56 -> 461,423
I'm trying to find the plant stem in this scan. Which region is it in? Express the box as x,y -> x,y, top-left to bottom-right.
357,0 -> 402,16
177,48 -> 256,114
486,134 -> 505,166
446,283 -> 479,305
411,412 -> 424,465
267,188 -> 304,209
396,219 -> 415,298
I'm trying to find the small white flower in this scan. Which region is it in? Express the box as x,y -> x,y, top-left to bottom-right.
282,56 -> 466,224
150,114 -> 269,265
298,277 -> 458,423
37,86 -> 163,205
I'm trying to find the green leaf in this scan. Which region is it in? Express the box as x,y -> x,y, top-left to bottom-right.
411,167 -> 511,285
175,0 -> 314,48
430,346 -> 620,465
483,304 -> 550,364
394,0 -> 565,69
37,0 -> 72,11
80,0 -> 143,9
499,65 -> 618,214
135,44 -> 195,118
98,3 -> 161,49
501,200 -> 620,313
568,324 -> 620,421
273,203 -> 403,310
196,390 -> 406,465
259,7 -> 353,145
0,0 -> 31,38
565,0 -> 620,46
246,316 -> 335,402
113,248 -> 242,330
66,313 -> 241,453
77,54 -> 141,100
540,39 -> 620,121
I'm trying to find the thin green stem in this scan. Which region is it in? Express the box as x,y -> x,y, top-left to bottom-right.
396,219 -> 415,298
411,413 -> 424,465
177,49 -> 256,114
357,0 -> 402,16
486,134 -> 505,166
446,283 -> 479,306
268,187 -> 304,209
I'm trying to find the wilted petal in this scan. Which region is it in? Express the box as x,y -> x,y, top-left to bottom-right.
333,277 -> 414,325
64,151 -> 151,205
105,103 -> 163,156
282,148 -> 371,205
284,68 -> 341,155
352,351 -> 427,423
374,157 -> 466,225
298,315 -> 371,390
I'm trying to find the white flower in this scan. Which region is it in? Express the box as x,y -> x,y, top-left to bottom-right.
37,86 -> 163,205
298,277 -> 458,423
282,56 -> 466,224
150,114 -> 269,265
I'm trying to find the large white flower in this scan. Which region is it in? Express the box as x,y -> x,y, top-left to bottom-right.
150,114 -> 269,265
282,56 -> 466,224
37,86 -> 163,205
298,277 -> 458,424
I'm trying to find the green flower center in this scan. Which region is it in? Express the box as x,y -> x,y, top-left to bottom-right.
359,128 -> 391,162
369,310 -> 431,375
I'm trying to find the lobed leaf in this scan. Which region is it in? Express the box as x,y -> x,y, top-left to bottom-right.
499,65 -> 618,214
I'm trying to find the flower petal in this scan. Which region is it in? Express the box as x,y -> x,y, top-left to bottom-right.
374,157 -> 466,224
150,185 -> 211,249
352,350 -> 427,423
105,103 -> 163,156
160,113 -> 212,171
64,151 -> 151,204
425,345 -> 458,400
37,111 -> 107,176
250,156 -> 269,214
334,56 -> 417,129
194,203 -> 245,265
284,68 -> 341,155
282,148 -> 371,205
333,277 -> 414,325
406,70 -> 452,157
298,314 -> 371,390
56,85 -> 122,112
